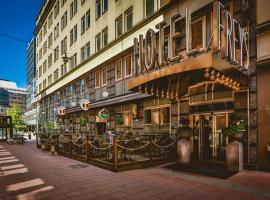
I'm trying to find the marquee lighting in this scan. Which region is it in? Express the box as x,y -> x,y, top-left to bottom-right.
204,68 -> 241,91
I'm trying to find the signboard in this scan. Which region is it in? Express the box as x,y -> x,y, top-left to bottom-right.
80,99 -> 90,111
133,1 -> 249,77
98,108 -> 110,120
57,106 -> 65,116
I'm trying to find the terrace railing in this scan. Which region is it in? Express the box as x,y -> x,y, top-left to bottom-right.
38,133 -> 177,171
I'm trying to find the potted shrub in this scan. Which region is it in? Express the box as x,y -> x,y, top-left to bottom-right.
222,113 -> 246,141
50,132 -> 58,154
176,118 -> 192,139
40,133 -> 48,151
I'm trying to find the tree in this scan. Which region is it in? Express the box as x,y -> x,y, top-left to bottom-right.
6,103 -> 27,133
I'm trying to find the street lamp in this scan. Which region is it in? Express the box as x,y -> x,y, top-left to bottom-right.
62,52 -> 70,64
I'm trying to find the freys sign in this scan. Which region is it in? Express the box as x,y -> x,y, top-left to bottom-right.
133,1 -> 249,76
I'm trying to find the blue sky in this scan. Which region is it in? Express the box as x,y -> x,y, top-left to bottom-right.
0,0 -> 43,88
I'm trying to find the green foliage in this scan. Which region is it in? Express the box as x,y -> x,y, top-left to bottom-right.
6,103 -> 27,132
222,112 -> 246,137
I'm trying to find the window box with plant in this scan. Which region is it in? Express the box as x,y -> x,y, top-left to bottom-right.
175,118 -> 192,139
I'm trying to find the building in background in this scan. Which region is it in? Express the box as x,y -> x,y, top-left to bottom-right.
256,0 -> 270,170
23,38 -> 38,131
0,79 -> 27,115
34,0 -> 270,171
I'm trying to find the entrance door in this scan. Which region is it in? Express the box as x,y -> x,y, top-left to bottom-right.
0,128 -> 7,140
96,123 -> 106,135
198,113 -> 228,161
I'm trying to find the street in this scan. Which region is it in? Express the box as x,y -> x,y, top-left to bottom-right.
0,141 -> 270,200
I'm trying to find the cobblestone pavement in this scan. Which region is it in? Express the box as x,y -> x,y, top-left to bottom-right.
0,141 -> 270,200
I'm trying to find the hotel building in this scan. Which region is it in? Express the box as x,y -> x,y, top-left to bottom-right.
35,0 -> 270,170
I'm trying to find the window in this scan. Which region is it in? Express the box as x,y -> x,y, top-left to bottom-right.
125,54 -> 132,77
48,12 -> 53,28
115,15 -> 122,37
43,22 -> 47,36
86,42 -> 90,58
145,107 -> 170,125
54,1 -> 60,19
61,36 -> 67,55
95,70 -> 100,88
61,11 -> 67,30
54,23 -> 59,40
81,0 -> 85,5
54,69 -> 59,81
101,67 -> 107,86
102,27 -> 108,47
115,59 -> 122,81
80,79 -> 86,94
61,63 -> 67,76
39,66 -> 42,77
70,2 -> 74,19
39,83 -> 42,93
125,7 -> 133,31
70,0 -> 78,19
54,46 -> 59,62
48,74 -> 53,85
145,0 -> 154,17
95,33 -> 101,52
38,31 -> 42,44
48,54 -> 53,68
81,15 -> 86,34
43,60 -> 47,73
43,41 -> 47,55
96,0 -> 102,18
81,46 -> 85,62
191,17 -> 205,50
69,53 -> 77,69
39,48 -> 42,60
103,0 -> 108,12
43,79 -> 47,90
48,33 -> 53,47
86,10 -> 91,29
74,24 -> 77,42
70,29 -> 74,46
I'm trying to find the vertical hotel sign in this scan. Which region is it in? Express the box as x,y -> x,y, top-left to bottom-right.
133,1 -> 249,76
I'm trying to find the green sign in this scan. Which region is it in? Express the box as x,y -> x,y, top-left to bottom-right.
98,108 -> 110,120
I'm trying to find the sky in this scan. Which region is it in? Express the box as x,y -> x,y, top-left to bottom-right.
0,0 -> 43,88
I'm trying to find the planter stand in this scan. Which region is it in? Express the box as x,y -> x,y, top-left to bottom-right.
41,144 -> 46,151
51,145 -> 56,155
226,141 -> 243,172
177,139 -> 192,164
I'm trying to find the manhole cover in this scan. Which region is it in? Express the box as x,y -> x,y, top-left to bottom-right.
69,164 -> 89,169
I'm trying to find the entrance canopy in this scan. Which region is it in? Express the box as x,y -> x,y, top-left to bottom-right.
128,53 -> 248,99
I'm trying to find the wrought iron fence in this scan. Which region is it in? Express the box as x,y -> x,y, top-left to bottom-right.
37,133 -> 177,171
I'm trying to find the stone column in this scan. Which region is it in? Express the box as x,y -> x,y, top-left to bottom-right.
226,141 -> 243,172
177,139 -> 192,164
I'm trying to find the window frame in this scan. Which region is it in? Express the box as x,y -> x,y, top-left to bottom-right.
115,59 -> 122,81
124,54 -> 132,78
101,66 -> 107,86
95,70 -> 101,88
125,7 -> 133,31
115,14 -> 123,38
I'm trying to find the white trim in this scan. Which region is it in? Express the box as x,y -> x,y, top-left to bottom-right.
124,54 -> 132,78
95,70 -> 101,89
115,59 -> 122,81
101,66 -> 107,87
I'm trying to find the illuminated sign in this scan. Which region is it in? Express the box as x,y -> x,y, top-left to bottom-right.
57,106 -> 65,116
80,99 -> 90,111
133,1 -> 249,76
98,108 -> 110,120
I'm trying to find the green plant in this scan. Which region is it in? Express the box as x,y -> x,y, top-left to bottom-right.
177,117 -> 192,131
222,112 -> 246,138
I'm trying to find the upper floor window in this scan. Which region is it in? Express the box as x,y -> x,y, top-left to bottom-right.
48,33 -> 53,47
43,22 -> 47,36
54,23 -> 59,40
125,54 -> 132,77
48,12 -> 53,28
103,0 -> 108,12
101,67 -> 107,86
48,74 -> 53,85
43,60 -> 47,73
61,63 -> 67,76
81,0 -> 86,5
54,1 -> 59,19
54,46 -> 59,62
102,27 -> 108,47
80,79 -> 85,94
81,15 -> 86,34
145,0 -> 154,17
54,69 -> 59,81
86,42 -> 90,58
70,0 -> 78,19
81,46 -> 85,62
191,17 -> 206,50
61,0 -> 67,7
96,0 -> 102,19
95,70 -> 100,88
95,33 -> 101,52
86,9 -> 91,30
61,36 -> 67,55
115,15 -> 122,38
48,54 -> 53,68
61,11 -> 68,31
43,41 -> 47,55
115,59 -> 122,81
69,53 -> 77,70
125,7 -> 133,31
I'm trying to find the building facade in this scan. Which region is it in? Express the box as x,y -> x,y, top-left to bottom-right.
35,0 -> 270,170
24,38 -> 38,131
0,80 -> 27,115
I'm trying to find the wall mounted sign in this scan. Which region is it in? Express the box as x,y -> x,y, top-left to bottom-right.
133,1 -> 249,77
57,106 -> 65,116
80,99 -> 90,111
98,108 -> 110,120
57,117 -> 64,124
102,91 -> 109,98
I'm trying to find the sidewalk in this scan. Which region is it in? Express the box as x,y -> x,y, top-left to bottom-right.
0,141 -> 270,200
